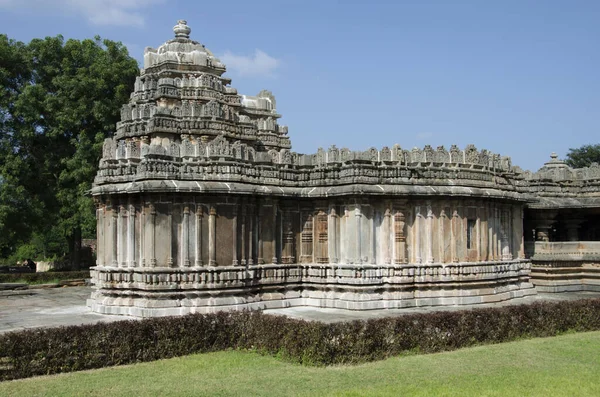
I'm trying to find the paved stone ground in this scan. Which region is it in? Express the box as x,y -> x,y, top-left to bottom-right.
1,286 -> 600,333
0,286 -> 136,334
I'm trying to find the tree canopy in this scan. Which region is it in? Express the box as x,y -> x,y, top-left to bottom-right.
0,34 -> 138,264
564,144 -> 600,169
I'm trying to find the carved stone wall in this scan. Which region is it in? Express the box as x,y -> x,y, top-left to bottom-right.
88,20 -> 599,316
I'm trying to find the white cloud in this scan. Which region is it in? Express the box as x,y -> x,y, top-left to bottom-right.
220,49 -> 280,78
0,0 -> 165,27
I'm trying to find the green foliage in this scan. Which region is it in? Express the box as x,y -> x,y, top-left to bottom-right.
1,298 -> 600,381
0,34 -> 138,262
564,144 -> 600,168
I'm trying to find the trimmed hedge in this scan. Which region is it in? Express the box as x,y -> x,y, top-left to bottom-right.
1,299 -> 600,381
0,271 -> 90,284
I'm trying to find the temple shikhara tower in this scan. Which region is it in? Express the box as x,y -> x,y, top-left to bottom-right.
88,21 -> 600,316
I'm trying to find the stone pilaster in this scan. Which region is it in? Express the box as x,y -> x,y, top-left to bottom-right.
232,204 -> 239,266
355,206 -> 362,263
451,207 -> 459,263
426,204 -> 434,263
118,205 -> 125,267
414,205 -> 422,264
208,206 -> 217,266
394,209 -> 407,264
182,206 -> 190,267
240,203 -> 247,266
316,209 -> 328,264
149,204 -> 156,267
328,206 -> 338,264
382,208 -> 391,264
195,206 -> 203,266
300,210 -> 313,263
167,206 -> 173,267
127,203 -> 136,267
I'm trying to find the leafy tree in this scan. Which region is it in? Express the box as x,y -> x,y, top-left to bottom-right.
565,144 -> 600,169
0,34 -> 138,265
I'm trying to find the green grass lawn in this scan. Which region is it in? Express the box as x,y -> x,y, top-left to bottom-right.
2,331 -> 599,397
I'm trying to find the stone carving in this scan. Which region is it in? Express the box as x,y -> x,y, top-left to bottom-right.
90,20 -> 599,318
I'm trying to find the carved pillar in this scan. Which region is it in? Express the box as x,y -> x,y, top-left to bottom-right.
415,206 -> 422,264
195,206 -> 203,266
282,208 -> 295,264
501,207 -> 512,260
271,203 -> 278,264
167,206 -> 173,267
394,210 -> 407,264
257,205 -> 264,265
480,205 -> 488,261
492,205 -> 499,260
382,208 -> 391,264
127,203 -> 136,267
182,206 -> 190,267
118,205 -> 126,268
240,204 -> 247,265
328,207 -> 339,264
208,206 -> 217,266
316,209 -> 328,264
232,204 -> 239,266
248,204 -> 254,265
451,208 -> 459,263
511,205 -> 522,259
355,206 -> 362,263
476,210 -> 482,262
532,211 -> 557,242
139,201 -> 145,267
300,210 -> 313,263
149,204 -> 156,267
439,209 -> 447,264
426,204 -> 434,263
96,204 -> 104,266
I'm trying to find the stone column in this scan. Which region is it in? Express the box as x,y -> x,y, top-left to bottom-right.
182,206 -> 190,267
355,206 -> 362,263
248,204 -> 254,265
439,209 -> 446,264
127,203 -> 136,267
426,205 -> 434,263
414,206 -> 422,264
139,202 -> 145,267
232,204 -> 239,266
167,207 -> 173,267
257,206 -> 264,265
195,206 -> 203,266
451,207 -> 459,263
282,208 -> 295,264
96,204 -> 104,266
394,210 -> 407,264
118,205 -> 126,268
501,207 -> 512,260
476,209 -> 482,261
240,203 -> 247,265
382,208 -> 391,264
316,209 -> 328,264
511,205 -> 522,259
271,203 -> 278,264
488,203 -> 494,261
208,206 -> 217,266
149,204 -> 156,267
328,207 -> 339,264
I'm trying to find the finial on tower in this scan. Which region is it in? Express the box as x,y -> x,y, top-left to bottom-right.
173,20 -> 191,39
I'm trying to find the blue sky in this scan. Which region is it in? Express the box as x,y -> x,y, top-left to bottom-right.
1,0 -> 598,171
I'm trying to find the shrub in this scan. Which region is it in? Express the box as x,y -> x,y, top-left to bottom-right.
1,299 -> 599,381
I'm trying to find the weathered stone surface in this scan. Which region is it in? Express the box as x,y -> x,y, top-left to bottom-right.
88,21 -> 600,317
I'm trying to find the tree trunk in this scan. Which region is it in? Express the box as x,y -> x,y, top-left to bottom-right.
70,226 -> 82,270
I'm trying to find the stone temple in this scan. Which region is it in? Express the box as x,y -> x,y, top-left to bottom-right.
88,20 -> 600,317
